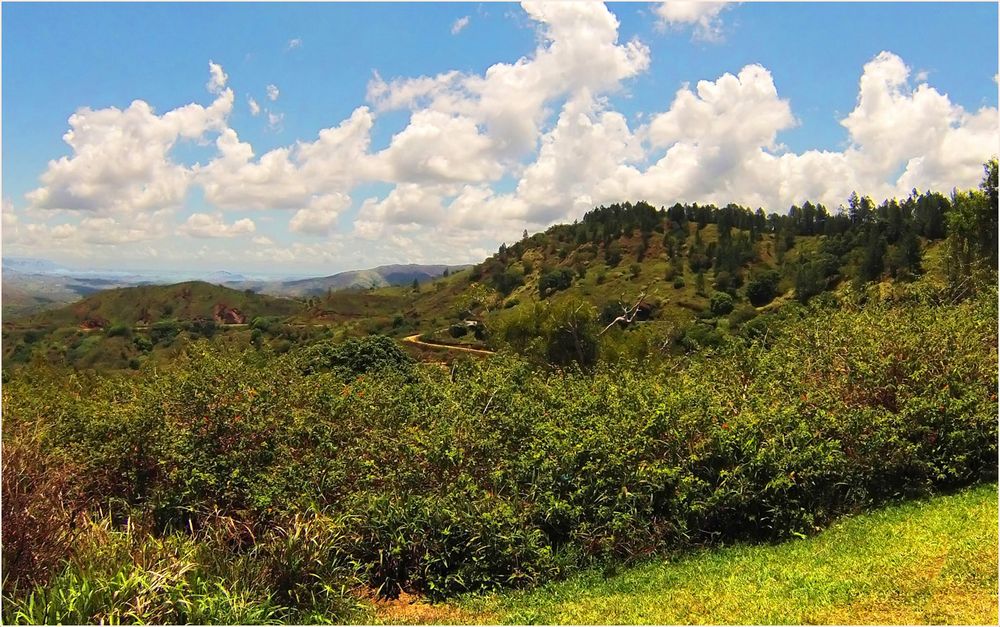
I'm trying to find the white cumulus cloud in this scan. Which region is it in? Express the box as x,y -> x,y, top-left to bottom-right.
9,3 -> 998,269
179,212 -> 256,238
196,106 -> 374,213
655,1 -> 732,42
289,193 -> 350,235
26,68 -> 234,216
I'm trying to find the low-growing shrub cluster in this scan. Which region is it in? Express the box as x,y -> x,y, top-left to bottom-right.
2,294 -> 997,622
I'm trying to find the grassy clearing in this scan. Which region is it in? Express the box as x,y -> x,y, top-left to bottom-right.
372,484 -> 998,625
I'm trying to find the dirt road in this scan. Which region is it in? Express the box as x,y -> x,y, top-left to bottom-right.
402,334 -> 495,356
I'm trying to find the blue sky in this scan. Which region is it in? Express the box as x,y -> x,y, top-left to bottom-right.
3,2 -> 997,275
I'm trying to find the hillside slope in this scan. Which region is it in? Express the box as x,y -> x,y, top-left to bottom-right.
23,281 -> 303,328
310,196 -> 954,358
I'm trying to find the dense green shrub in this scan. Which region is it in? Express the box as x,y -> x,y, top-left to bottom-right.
297,334 -> 413,377
493,299 -> 599,369
105,324 -> 131,339
728,304 -> 758,328
679,322 -> 724,350
709,292 -> 735,316
492,267 -> 525,297
3,292 -> 996,619
132,335 -> 153,353
746,269 -> 782,306
538,268 -> 574,298
149,320 -> 181,346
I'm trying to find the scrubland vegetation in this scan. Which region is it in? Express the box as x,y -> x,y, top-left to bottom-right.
3,286 -> 996,623
1,162 -> 997,623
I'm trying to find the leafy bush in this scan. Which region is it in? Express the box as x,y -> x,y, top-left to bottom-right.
105,324 -> 131,339
714,270 -> 734,292
493,299 -> 599,369
188,319 -> 217,339
538,268 -> 574,298
149,320 -> 181,346
492,267 -> 525,297
709,292 -> 735,316
3,292 -> 996,616
1,423 -> 84,593
132,335 -> 153,353
297,335 -> 413,377
746,269 -> 782,306
605,241 -> 623,267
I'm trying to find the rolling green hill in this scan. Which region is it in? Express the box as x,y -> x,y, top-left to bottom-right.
1,177 -> 984,372
1,282 -> 308,371
309,195 -> 956,362
23,281 -> 303,329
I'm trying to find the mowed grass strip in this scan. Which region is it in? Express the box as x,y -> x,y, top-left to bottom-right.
371,484 -> 997,625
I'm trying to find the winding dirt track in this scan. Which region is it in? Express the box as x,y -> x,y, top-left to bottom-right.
402,334 -> 495,356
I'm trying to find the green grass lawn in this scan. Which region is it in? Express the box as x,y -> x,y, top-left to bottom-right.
364,484 -> 998,625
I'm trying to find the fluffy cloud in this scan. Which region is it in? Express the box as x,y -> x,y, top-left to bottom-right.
842,51 -> 997,194
287,38 -> 302,50
629,63 -> 798,205
451,16 -> 470,35
648,65 -> 795,151
2,198 -> 172,251
624,51 -> 994,210
179,212 -> 256,238
288,193 -> 350,235
354,183 -> 450,239
422,49 -> 996,236
655,1 -> 731,41
369,1 -> 649,171
2,197 -> 18,230
376,110 -> 503,184
513,93 -> 645,223
8,3 -> 998,271
353,1 -> 652,237
266,84 -> 280,101
197,106 -> 374,211
77,213 -> 172,244
26,62 -> 233,216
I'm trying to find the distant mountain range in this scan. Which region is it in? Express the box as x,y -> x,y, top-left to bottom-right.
227,264 -> 470,297
1,258 -> 468,319
3,257 -> 65,273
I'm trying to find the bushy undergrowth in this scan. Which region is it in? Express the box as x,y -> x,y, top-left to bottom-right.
2,294 -> 996,622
